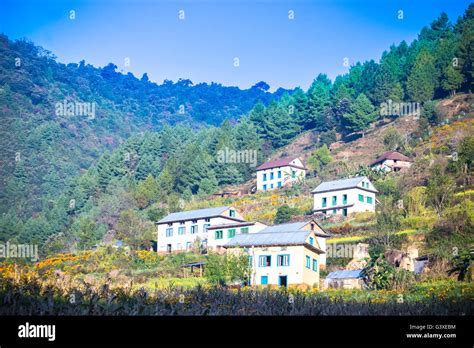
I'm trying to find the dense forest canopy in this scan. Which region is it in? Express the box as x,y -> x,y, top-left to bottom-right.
0,4 -> 473,253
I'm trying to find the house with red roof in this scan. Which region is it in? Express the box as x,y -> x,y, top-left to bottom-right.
256,157 -> 306,191
369,151 -> 413,172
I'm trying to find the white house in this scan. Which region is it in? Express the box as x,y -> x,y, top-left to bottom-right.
256,157 -> 306,192
156,206 -> 265,254
224,228 -> 325,289
207,221 -> 267,253
257,220 -> 330,268
369,151 -> 413,172
312,176 -> 377,217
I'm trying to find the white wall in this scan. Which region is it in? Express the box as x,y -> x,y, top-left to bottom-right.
243,232 -> 320,287
313,180 -> 376,215
372,159 -> 412,172
256,160 -> 306,191
207,222 -> 266,251
157,207 -> 244,253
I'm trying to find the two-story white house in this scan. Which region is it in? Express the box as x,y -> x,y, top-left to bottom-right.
257,220 -> 330,268
256,157 -> 306,192
156,206 -> 265,254
369,151 -> 413,172
224,227 -> 325,289
312,176 -> 377,217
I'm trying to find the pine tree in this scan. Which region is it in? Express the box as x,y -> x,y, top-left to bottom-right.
442,64 -> 464,95
341,94 -> 377,133
407,49 -> 438,102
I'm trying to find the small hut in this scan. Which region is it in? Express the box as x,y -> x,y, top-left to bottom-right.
324,269 -> 365,289
181,261 -> 206,277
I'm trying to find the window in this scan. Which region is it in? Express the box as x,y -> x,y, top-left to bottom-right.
332,196 -> 337,206
166,228 -> 173,237
259,255 -> 271,267
179,221 -> 185,225
358,194 -> 364,202
205,218 -> 210,222
203,224 -> 210,232
292,170 -> 296,178
332,209 -> 337,214
277,254 -> 290,267
278,171 -> 282,178
322,197 -> 327,208
240,227 -> 249,234
186,242 -> 191,250
190,225 -> 198,234
367,196 -> 373,204
305,255 -> 310,269
312,259 -> 318,272
228,229 -> 236,238
215,230 -> 223,240
277,181 -> 282,188
270,183 -> 274,189
261,276 -> 268,285
248,256 -> 253,266
263,173 -> 267,182
229,209 -> 236,217
270,172 -> 274,180
309,237 -> 314,246
263,184 -> 267,191
178,227 -> 186,235
343,194 -> 348,205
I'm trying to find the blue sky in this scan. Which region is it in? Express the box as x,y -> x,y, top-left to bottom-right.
0,0 -> 470,91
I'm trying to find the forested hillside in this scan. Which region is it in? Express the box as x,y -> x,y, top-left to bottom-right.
0,5 -> 473,254
0,34 -> 291,218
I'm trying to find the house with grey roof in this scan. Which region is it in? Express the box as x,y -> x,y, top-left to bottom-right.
324,269 -> 365,289
224,225 -> 325,289
258,219 -> 330,267
156,206 -> 266,254
312,176 -> 377,217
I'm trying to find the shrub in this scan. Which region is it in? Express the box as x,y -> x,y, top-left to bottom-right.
362,254 -> 395,290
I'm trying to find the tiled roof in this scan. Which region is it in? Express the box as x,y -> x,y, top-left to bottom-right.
369,151 -> 413,166
157,206 -> 237,224
224,231 -> 323,253
326,269 -> 364,279
256,157 -> 306,171
311,176 -> 377,193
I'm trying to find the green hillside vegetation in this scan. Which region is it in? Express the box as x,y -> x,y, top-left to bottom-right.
0,5 -> 473,287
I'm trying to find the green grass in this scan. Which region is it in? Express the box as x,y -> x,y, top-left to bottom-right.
134,277 -> 208,290
327,229 -> 421,244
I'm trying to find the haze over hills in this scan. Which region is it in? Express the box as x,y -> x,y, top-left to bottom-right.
0,34 -> 292,216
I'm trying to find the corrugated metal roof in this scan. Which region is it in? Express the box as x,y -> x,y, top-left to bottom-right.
312,176 -> 374,193
259,221 -> 330,237
259,221 -> 308,233
326,269 -> 363,279
157,206 -> 232,224
224,231 -> 310,247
